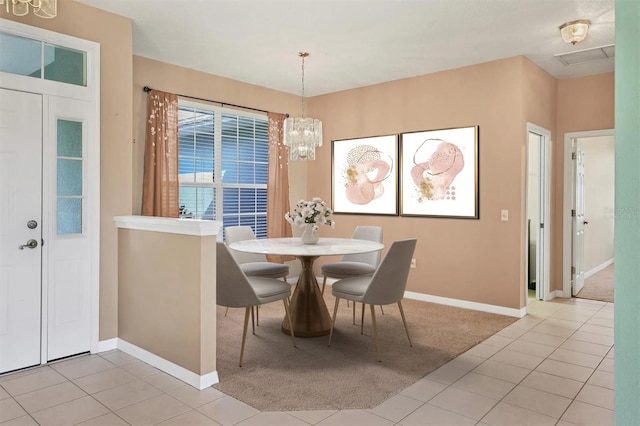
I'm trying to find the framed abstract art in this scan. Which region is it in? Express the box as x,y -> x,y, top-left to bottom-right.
331,134 -> 398,215
400,126 -> 479,219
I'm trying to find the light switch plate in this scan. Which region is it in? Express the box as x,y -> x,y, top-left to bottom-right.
501,210 -> 509,221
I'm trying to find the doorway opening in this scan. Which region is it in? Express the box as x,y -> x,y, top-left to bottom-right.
563,130 -> 615,301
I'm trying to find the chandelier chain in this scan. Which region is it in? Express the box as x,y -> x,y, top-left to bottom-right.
300,52 -> 307,118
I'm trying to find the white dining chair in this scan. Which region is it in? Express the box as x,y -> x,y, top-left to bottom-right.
320,226 -> 383,323
328,238 -> 417,361
217,242 -> 296,367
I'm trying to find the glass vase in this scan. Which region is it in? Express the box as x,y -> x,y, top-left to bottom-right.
301,224 -> 319,245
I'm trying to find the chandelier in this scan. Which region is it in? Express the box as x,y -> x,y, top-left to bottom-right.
559,20 -> 590,45
1,0 -> 56,18
283,52 -> 323,161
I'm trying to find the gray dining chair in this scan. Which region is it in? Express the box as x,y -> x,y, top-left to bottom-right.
327,238 -> 417,361
321,226 -> 383,323
226,226 -> 289,280
217,242 -> 296,367
225,226 -> 290,324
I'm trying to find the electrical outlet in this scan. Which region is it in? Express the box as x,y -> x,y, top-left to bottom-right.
410,258 -> 416,269
501,209 -> 509,221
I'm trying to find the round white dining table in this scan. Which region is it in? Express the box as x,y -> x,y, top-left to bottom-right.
228,237 -> 384,337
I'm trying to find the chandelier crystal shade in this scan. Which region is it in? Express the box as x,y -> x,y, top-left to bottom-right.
559,20 -> 590,45
284,52 -> 323,161
0,0 -> 57,18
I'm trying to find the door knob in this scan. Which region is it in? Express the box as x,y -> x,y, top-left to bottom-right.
19,239 -> 38,250
584,221 -> 589,225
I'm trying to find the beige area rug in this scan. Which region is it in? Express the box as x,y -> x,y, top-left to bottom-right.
213,293 -> 517,411
576,263 -> 615,303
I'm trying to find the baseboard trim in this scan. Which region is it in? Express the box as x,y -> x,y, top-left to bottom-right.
550,290 -> 565,300
117,339 -> 219,390
584,258 -> 614,279
97,338 -> 118,353
404,291 -> 527,318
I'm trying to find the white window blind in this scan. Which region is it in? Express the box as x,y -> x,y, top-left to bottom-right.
178,101 -> 268,239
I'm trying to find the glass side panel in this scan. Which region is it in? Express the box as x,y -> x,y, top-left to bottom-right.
0,32 -> 41,78
57,118 -> 83,235
57,159 -> 83,196
57,120 -> 83,157
57,198 -> 82,234
44,43 -> 86,86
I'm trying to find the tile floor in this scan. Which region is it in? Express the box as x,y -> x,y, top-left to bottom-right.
0,297 -> 614,425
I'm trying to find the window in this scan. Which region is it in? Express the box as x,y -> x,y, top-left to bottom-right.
178,101 -> 269,238
0,31 -> 87,87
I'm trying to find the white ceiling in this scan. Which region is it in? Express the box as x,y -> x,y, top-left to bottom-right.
76,0 -> 615,97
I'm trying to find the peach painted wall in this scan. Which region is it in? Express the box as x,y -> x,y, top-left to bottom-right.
131,56 -> 306,216
1,0 -> 133,340
307,57 -> 529,309
521,59 -> 558,300
118,229 -> 216,374
553,73 -> 615,291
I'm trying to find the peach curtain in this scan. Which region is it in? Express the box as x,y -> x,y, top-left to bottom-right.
267,112 -> 294,262
141,90 -> 180,217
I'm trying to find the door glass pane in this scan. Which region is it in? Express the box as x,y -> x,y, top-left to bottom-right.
57,159 -> 83,196
57,198 -> 82,234
57,120 -> 83,157
0,32 -> 41,78
44,43 -> 86,86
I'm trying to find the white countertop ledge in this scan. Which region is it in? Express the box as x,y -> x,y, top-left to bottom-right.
114,215 -> 222,237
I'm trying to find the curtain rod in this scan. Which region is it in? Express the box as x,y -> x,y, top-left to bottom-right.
143,86 -> 288,117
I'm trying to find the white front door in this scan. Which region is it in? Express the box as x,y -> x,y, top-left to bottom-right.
0,89 -> 43,373
572,145 -> 586,295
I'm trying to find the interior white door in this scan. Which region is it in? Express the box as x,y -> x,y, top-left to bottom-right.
526,125 -> 551,303
0,88 -> 43,374
573,146 -> 586,295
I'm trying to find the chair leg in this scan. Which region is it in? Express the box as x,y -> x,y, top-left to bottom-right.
251,307 -> 255,335
360,303 -> 365,334
256,305 -> 260,326
224,307 -> 229,317
321,276 -> 327,294
370,304 -> 381,362
352,301 -> 356,325
239,307 -> 251,367
328,297 -> 340,347
397,301 -> 413,347
283,275 -> 292,304
380,305 -> 384,315
283,298 -> 296,348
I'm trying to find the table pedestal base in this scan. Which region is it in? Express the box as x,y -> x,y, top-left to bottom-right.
281,255 -> 332,337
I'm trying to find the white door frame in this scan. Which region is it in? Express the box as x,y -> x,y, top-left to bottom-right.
562,129 -> 615,297
526,123 -> 551,304
0,18 -> 101,360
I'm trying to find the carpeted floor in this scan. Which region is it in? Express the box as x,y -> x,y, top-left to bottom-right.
213,292 -> 517,411
576,263 -> 615,303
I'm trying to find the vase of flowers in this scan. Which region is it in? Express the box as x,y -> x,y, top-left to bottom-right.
285,197 -> 335,245
301,224 -> 320,245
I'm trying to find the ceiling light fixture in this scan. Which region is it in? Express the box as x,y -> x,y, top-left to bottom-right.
283,52 -> 322,161
0,0 -> 56,18
559,20 -> 591,45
